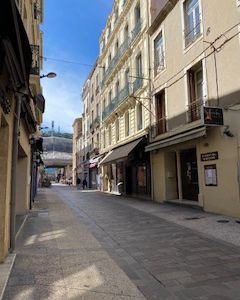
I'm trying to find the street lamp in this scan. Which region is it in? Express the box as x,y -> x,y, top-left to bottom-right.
40,72 -> 57,79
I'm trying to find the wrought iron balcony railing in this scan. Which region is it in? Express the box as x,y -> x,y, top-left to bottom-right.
101,20 -> 142,89
102,85 -> 129,120
131,18 -> 142,42
184,20 -> 202,47
150,98 -> 204,139
132,77 -> 143,93
187,98 -> 204,123
93,116 -> 100,128
30,45 -> 40,75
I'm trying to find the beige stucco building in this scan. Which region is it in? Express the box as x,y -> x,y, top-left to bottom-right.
98,0 -> 152,197
146,0 -> 240,217
72,118 -> 82,185
0,0 -> 44,262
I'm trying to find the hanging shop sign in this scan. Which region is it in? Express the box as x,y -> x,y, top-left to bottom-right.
201,151 -> 219,162
204,164 -> 218,186
204,107 -> 224,126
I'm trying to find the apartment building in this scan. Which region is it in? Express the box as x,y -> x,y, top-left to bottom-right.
72,118 -> 82,185
0,0 -> 44,262
99,0 -> 151,197
146,0 -> 240,217
88,62 -> 102,189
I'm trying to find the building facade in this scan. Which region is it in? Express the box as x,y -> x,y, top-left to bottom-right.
99,0 -> 151,197
0,0 -> 44,262
146,0 -> 240,217
72,118 -> 82,185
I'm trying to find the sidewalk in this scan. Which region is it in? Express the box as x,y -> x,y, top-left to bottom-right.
2,189 -> 145,300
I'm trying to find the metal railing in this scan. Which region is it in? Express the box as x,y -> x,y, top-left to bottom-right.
155,117 -> 167,136
30,45 -> 40,75
131,18 -> 142,42
187,98 -> 203,123
93,116 -> 100,128
101,19 -> 142,87
102,85 -> 129,120
133,77 -> 143,93
184,20 -> 201,47
150,99 -> 204,139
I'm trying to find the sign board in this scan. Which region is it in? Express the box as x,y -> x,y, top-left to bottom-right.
204,107 -> 224,126
204,164 -> 218,186
201,151 -> 219,162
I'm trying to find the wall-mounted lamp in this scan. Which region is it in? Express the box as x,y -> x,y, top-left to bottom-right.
40,72 -> 57,79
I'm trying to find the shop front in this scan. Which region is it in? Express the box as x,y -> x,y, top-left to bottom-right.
100,137 -> 151,198
146,122 -> 240,217
89,156 -> 102,189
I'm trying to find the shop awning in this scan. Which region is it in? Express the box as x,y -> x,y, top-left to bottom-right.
100,138 -> 143,165
145,127 -> 206,152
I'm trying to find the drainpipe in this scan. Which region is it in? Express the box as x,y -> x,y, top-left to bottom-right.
10,94 -> 22,252
146,2 -> 154,200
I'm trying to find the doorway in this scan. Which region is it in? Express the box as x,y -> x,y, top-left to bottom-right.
180,148 -> 199,201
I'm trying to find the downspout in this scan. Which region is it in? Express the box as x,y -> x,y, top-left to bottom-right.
146,1 -> 154,201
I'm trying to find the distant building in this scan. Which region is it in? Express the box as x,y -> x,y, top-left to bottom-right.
72,118 -> 83,185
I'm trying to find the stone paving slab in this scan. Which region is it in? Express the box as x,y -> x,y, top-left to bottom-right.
3,189 -> 145,300
56,187 -> 240,300
0,254 -> 16,300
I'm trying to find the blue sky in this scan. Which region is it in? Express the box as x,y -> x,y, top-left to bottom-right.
41,0 -> 113,133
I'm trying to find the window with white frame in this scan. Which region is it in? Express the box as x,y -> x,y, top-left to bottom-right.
184,0 -> 201,47
154,31 -> 165,76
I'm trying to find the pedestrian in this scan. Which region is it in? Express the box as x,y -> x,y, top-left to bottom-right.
76,177 -> 81,190
82,178 -> 87,189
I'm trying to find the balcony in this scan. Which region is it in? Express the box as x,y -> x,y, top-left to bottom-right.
101,19 -> 142,89
95,86 -> 99,95
93,116 -> 100,128
133,77 -> 143,93
102,85 -> 129,121
30,45 -> 40,75
150,99 -> 204,139
90,123 -> 94,134
187,98 -> 203,123
131,18 -> 142,42
33,0 -> 42,21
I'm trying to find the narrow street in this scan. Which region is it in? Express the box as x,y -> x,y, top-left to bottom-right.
3,186 -> 240,300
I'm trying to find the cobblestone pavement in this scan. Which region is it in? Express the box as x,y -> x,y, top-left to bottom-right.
55,187 -> 240,300
3,188 -> 145,300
